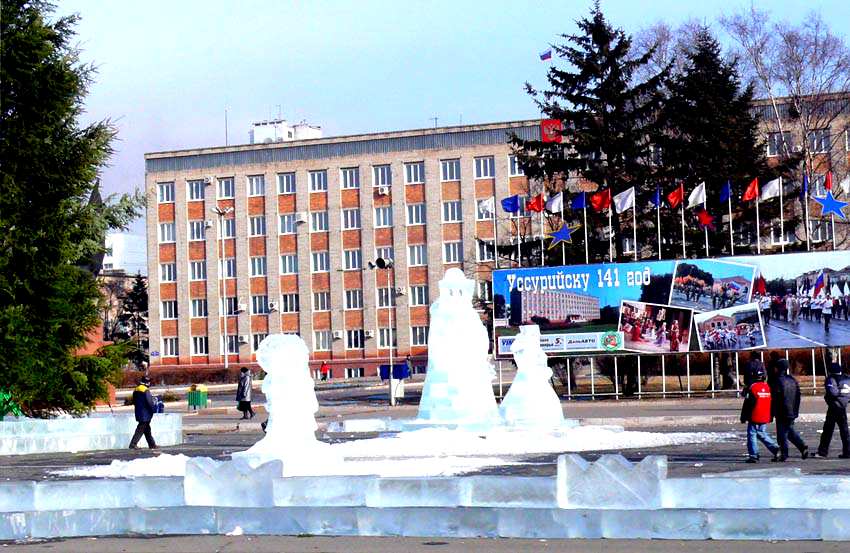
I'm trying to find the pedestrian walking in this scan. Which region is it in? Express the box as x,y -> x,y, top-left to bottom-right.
812,352 -> 850,459
740,365 -> 780,463
823,295 -> 833,333
236,367 -> 255,419
769,359 -> 808,461
743,351 -> 764,389
129,376 -> 158,449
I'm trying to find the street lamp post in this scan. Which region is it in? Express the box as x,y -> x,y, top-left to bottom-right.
213,206 -> 234,370
370,257 -> 396,406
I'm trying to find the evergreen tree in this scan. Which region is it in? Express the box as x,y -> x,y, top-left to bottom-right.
117,274 -> 149,368
512,2 -> 668,262
0,0 -> 143,416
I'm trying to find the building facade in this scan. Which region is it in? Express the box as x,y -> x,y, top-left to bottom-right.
145,121 -> 540,378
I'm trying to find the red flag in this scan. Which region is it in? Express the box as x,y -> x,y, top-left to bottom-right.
526,193 -> 545,212
590,188 -> 611,212
742,178 -> 759,202
826,172 -> 833,191
540,119 -> 563,143
666,183 -> 684,209
755,274 -> 767,296
696,208 -> 715,230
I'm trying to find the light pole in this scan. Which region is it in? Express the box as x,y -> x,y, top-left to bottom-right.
213,206 -> 234,369
370,257 -> 396,406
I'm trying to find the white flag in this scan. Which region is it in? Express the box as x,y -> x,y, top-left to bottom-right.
613,186 -> 635,213
545,192 -> 564,213
687,181 -> 706,209
839,175 -> 850,196
478,196 -> 495,218
760,178 -> 781,200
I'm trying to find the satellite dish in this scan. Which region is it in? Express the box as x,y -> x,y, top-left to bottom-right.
375,258 -> 393,269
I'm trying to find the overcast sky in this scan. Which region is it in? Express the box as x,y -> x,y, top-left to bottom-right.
55,0 -> 847,237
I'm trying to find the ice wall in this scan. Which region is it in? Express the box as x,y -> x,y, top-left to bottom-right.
500,325 -> 564,427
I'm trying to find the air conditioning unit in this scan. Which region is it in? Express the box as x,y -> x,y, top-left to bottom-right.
395,287 -> 405,295
295,211 -> 308,224
237,302 -> 247,313
238,334 -> 249,344
203,176 -> 213,185
204,220 -> 214,229
332,330 -> 343,340
268,301 -> 278,311
364,329 -> 375,338
377,186 -> 390,195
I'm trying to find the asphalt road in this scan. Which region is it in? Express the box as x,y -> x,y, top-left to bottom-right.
765,316 -> 850,348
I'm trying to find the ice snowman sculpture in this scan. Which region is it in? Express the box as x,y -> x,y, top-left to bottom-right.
499,325 -> 564,426
417,268 -> 499,425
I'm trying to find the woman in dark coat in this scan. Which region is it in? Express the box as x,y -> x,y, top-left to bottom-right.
236,367 -> 255,419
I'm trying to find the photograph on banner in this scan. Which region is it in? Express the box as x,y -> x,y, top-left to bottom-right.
619,300 -> 692,354
737,250 -> 850,349
694,302 -> 765,352
668,259 -> 756,313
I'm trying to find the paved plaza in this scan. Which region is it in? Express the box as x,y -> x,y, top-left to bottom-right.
764,316 -> 850,348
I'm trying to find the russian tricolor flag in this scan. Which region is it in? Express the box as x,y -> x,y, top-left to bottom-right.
813,270 -> 826,297
540,48 -> 552,61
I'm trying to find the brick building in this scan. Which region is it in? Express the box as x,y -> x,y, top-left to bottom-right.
145,121 -> 540,378
518,290 -> 600,325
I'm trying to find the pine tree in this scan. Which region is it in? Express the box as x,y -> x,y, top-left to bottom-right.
117,274 -> 149,368
512,2 -> 668,262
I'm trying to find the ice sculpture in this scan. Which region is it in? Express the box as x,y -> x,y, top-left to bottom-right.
416,268 -> 498,425
499,325 -> 564,427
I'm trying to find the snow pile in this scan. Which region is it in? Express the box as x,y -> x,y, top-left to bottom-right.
500,325 -> 564,427
55,453 -> 191,478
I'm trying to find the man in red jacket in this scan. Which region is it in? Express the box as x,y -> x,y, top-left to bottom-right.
740,365 -> 779,463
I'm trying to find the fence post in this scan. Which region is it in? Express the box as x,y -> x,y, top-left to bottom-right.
614,356 -> 620,400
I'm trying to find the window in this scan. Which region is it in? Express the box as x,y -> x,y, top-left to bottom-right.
810,219 -> 834,243
766,132 -> 792,157
250,256 -> 267,276
280,293 -> 300,313
248,174 -> 265,196
159,222 -> 175,243
280,254 -> 298,274
345,289 -> 363,309
476,197 -> 495,220
408,244 -> 427,266
314,330 -> 332,351
188,179 -> 206,200
346,329 -> 365,350
377,287 -> 396,307
477,280 -> 493,302
219,257 -> 236,278
311,211 -> 328,232
410,285 -> 429,306
223,335 -> 239,353
378,327 -> 397,348
622,236 -> 635,255
345,366 -> 365,378
279,213 -> 296,234
474,156 -> 495,179
343,249 -> 362,270
769,222 -> 796,246
218,177 -> 234,198
477,240 -> 495,261
340,167 -> 360,189
309,170 -> 328,191
162,337 -> 178,357
373,164 -> 392,187
189,220 -> 206,241
442,200 -> 462,222
221,296 -> 238,316
444,241 -> 462,263
509,155 -> 524,176
441,159 -> 460,181
250,216 -> 266,236
811,174 -> 827,198
161,300 -> 178,320
311,251 -> 329,272
189,260 -> 206,281
219,218 -> 236,238
411,326 -> 429,346
376,246 -> 394,262
374,206 -> 393,227
511,197 -> 530,218
252,333 -> 268,351
278,172 -> 296,194
251,295 -> 269,314
407,203 -> 426,225
192,336 -> 209,355
191,299 -> 208,318
313,292 -> 331,311
808,128 -> 830,153
342,208 -> 361,230
158,182 -> 175,203
160,263 -> 177,282
405,162 -> 424,184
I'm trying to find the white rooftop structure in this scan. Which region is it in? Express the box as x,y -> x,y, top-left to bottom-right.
249,118 -> 322,144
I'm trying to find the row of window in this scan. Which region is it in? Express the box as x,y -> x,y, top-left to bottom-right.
765,129 -> 836,157
157,156 -> 526,203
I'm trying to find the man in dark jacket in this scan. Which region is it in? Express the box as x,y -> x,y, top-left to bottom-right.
770,359 -> 808,461
129,377 -> 157,449
813,353 -> 850,459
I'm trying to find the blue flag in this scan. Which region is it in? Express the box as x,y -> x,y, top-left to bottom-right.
719,181 -> 731,203
800,174 -> 809,201
650,186 -> 662,207
501,195 -> 520,213
571,192 -> 586,210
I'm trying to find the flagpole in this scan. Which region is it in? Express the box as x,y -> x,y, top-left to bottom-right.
656,197 -> 662,260
632,200 -> 638,261
831,213 -> 836,249
804,175 -> 811,252
779,176 -> 785,253
561,194 -> 566,265
516,217 -> 521,267
539,209 -> 544,266
703,196 -> 709,257
680,202 -> 686,258
755,197 -> 761,255
493,208 -> 499,269
608,207 -> 614,262
583,203 -> 589,264
728,192 -> 735,256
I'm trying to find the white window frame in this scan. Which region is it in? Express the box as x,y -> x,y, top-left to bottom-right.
810,219 -> 834,243
311,211 -> 329,232
220,257 -> 236,278
808,128 -> 830,154
313,291 -> 331,311
476,240 -> 495,262
218,177 -> 235,199
342,208 -> 361,230
250,256 -> 267,277
280,254 -> 298,274
249,215 -> 266,236
476,197 -> 495,220
161,337 -> 178,357
405,161 -> 424,184
311,251 -> 330,273
408,244 -> 427,266
187,179 -> 206,201
374,206 -> 393,227
410,285 -> 429,306
279,213 -> 296,234
314,330 -> 332,351
159,222 -> 175,243
376,246 -> 394,262
443,241 -> 463,264
221,296 -> 238,316
189,260 -> 207,281
442,200 -> 462,223
346,329 -> 365,350
251,295 -> 270,315
252,333 -> 268,352
161,300 -> 178,320
474,156 -> 495,179
406,203 -> 426,225
188,220 -> 206,241
345,366 -> 365,378
378,327 -> 397,348
411,326 -> 429,346
192,336 -> 209,355
278,172 -> 296,194
373,164 -> 392,187
247,174 -> 266,196
219,218 -> 236,238
477,280 -> 493,302
440,159 -> 460,181
280,293 -> 300,313
191,299 -> 208,318
766,132 -> 792,157
509,155 -> 524,176
309,170 -> 328,192
160,263 -> 177,282
343,249 -> 362,270
158,182 -> 175,203
344,289 -> 363,310
340,167 -> 360,189
377,287 -> 396,308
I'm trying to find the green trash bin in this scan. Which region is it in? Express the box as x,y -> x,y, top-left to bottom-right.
187,385 -> 208,410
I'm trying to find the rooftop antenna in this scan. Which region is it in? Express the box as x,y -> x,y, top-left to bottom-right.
459,113 -> 463,125
430,116 -> 438,128
277,105 -> 282,120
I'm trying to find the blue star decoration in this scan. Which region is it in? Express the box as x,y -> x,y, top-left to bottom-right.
546,223 -> 581,249
814,190 -> 848,220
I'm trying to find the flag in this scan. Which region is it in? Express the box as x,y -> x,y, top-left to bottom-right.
667,183 -> 684,209
719,181 -> 731,203
540,119 -> 563,143
545,191 -> 564,213
651,186 -> 662,207
501,195 -> 520,213
825,172 -> 833,191
742,178 -> 759,202
696,208 -> 715,230
839,174 -> 850,196
570,192 -> 586,210
590,188 -> 612,212
526,193 -> 545,213
687,181 -> 706,209
539,48 -> 552,61
760,178 -> 781,200
478,196 -> 495,218
613,186 -> 635,213
800,174 -> 809,201
813,270 -> 826,298
755,274 -> 767,296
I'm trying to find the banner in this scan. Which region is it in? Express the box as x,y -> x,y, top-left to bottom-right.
491,250 -> 850,357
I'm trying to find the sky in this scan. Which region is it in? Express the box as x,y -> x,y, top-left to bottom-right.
55,0 -> 848,238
